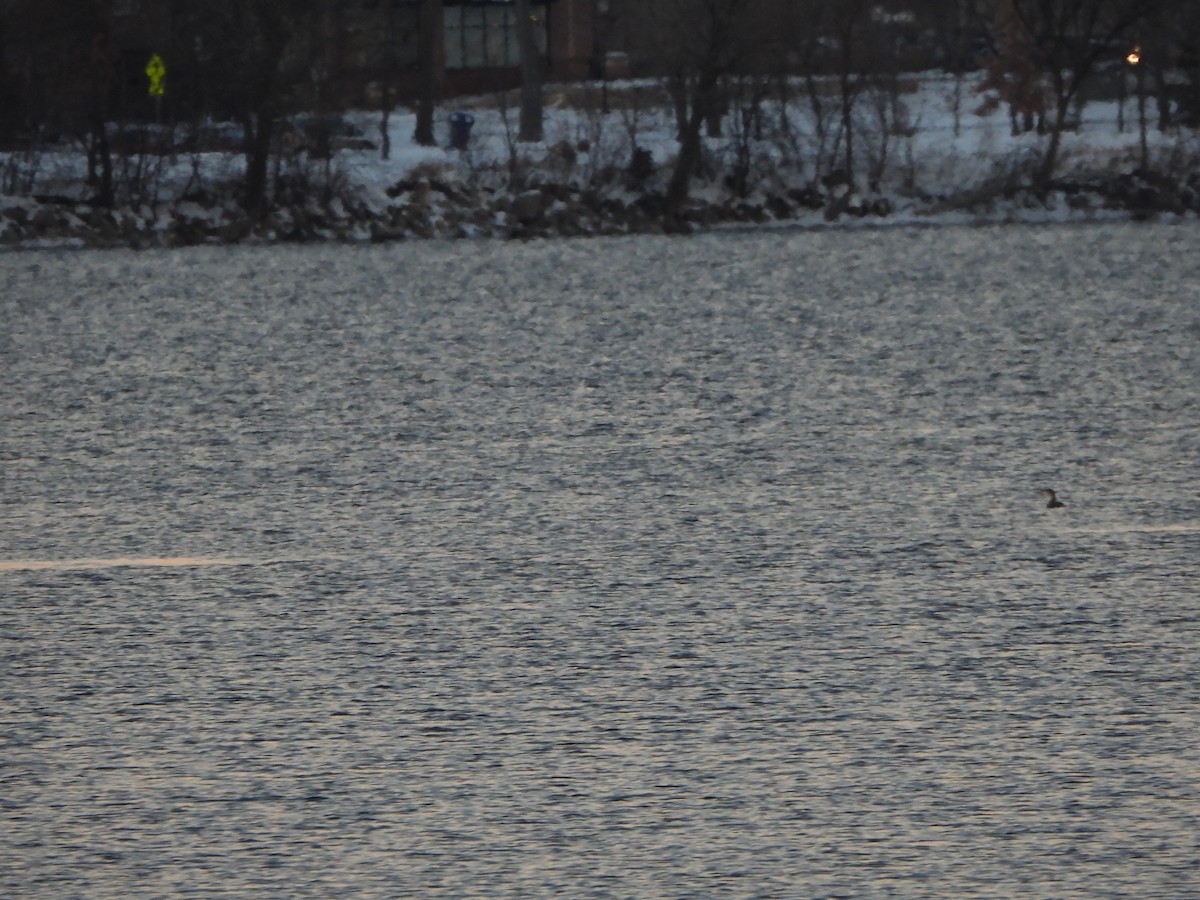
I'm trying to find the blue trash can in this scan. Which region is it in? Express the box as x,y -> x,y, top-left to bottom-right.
449,112 -> 475,150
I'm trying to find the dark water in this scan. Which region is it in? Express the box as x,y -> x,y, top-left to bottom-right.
3,223 -> 1199,898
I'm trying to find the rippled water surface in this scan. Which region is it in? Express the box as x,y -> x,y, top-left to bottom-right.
3,224 -> 1200,898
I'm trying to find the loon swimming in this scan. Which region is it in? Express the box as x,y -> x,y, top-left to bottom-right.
1041,488 -> 1065,509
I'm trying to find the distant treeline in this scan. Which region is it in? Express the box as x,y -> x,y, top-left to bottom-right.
2,0 -> 1199,223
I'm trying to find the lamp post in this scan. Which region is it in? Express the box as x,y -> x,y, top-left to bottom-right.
1117,57 -> 1126,133
1126,46 -> 1147,170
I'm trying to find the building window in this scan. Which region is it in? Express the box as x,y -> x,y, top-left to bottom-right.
444,3 -> 546,70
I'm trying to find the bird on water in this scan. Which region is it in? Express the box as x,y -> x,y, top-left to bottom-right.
1041,488 -> 1065,509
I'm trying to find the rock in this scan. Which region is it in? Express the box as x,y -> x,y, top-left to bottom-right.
548,203 -> 581,235
118,210 -> 143,239
766,194 -> 793,220
386,178 -> 418,198
627,147 -> 654,185
510,190 -> 545,225
370,220 -> 405,242
787,185 -> 824,210
404,205 -> 433,238
823,191 -> 852,221
550,140 -> 577,168
30,206 -> 62,232
218,221 -> 251,244
736,201 -> 765,222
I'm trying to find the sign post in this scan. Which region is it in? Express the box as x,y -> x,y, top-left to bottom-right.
146,53 -> 166,123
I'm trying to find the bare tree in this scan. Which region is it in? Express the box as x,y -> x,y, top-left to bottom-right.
1177,3 -> 1200,128
413,0 -> 440,147
3,0 -> 118,201
976,0 -> 1048,137
781,0 -> 899,190
1138,3 -> 1200,131
379,0 -> 398,159
631,0 -> 773,229
1004,0 -> 1164,186
823,0 -> 876,189
176,0 -> 319,214
914,0 -> 994,137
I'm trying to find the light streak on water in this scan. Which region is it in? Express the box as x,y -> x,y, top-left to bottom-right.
0,556 -> 254,572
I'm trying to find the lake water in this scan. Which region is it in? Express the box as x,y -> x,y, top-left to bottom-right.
3,223 -> 1199,898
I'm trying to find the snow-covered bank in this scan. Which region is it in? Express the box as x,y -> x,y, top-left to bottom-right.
2,74 -> 1198,249
3,166 -> 1198,250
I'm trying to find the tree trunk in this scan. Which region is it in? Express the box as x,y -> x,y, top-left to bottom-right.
380,1 -> 395,159
1035,95 -> 1070,190
664,67 -> 720,231
705,84 -> 724,138
89,117 -> 113,207
229,0 -> 311,216
668,73 -> 689,141
840,69 -> 855,186
413,0 -> 439,146
243,110 -> 275,215
1152,64 -> 1170,131
515,0 -> 543,142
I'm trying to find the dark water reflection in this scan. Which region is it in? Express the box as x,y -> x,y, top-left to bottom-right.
3,224 -> 1200,897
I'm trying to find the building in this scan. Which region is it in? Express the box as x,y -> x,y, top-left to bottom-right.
100,0 -> 598,113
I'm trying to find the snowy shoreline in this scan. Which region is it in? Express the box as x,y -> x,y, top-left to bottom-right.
2,170 -> 1194,252
3,74 -> 1198,250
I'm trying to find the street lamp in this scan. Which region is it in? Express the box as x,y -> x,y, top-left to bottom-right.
1126,46 -> 1147,169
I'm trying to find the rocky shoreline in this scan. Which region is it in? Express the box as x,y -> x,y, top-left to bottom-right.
3,167 -> 1198,250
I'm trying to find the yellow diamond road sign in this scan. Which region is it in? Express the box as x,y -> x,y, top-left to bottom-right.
146,54 -> 165,97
